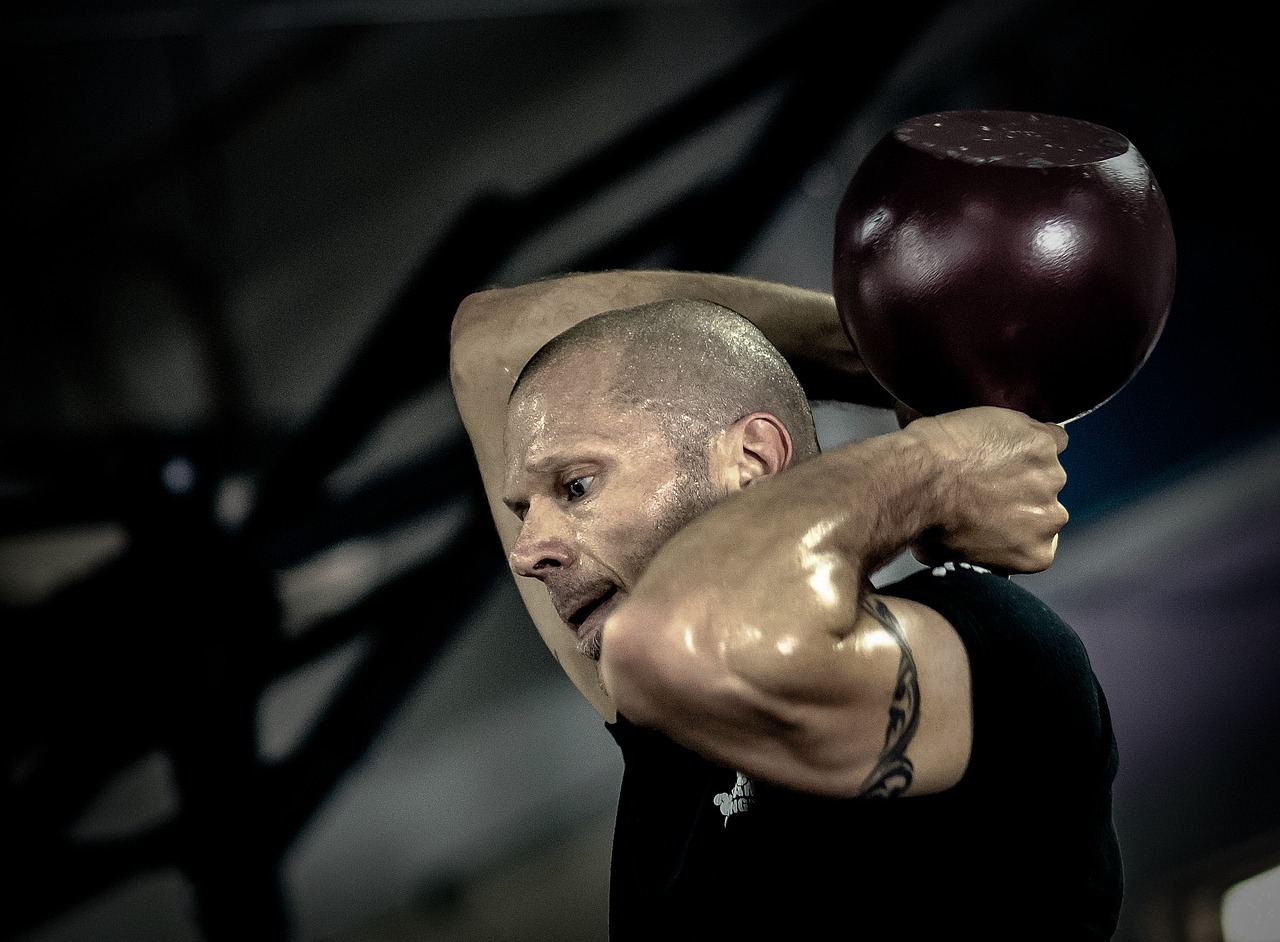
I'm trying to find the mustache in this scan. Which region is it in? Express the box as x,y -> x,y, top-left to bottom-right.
547,575 -> 619,626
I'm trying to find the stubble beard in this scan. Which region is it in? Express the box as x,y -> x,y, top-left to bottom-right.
578,629 -> 604,662
578,455 -> 722,663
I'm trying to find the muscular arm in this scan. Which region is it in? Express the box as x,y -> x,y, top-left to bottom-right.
599,408 -> 1069,797
451,269 -> 1068,797
449,269 -> 889,718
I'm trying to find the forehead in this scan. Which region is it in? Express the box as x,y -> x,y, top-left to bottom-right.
504,349 -> 667,471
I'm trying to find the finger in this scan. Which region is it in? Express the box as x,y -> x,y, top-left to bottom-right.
1045,421 -> 1069,453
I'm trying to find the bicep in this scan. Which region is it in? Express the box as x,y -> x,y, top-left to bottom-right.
603,591 -> 971,797
449,269 -> 891,721
842,595 -> 972,797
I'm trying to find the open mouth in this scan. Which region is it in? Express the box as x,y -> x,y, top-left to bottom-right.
568,585 -> 618,629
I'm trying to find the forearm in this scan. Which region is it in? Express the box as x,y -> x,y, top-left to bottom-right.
666,270 -> 887,403
449,269 -> 886,409
598,407 -> 1067,776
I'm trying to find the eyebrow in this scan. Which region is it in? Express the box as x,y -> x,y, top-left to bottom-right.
501,448 -> 599,519
499,455 -> 553,518
521,450 -> 582,475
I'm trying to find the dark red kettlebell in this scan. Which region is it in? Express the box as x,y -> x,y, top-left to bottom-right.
833,110 -> 1176,424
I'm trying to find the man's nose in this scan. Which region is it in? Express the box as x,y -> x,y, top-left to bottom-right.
508,507 -> 576,578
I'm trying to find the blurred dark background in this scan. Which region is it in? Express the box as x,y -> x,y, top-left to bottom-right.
2,2 -> 1277,941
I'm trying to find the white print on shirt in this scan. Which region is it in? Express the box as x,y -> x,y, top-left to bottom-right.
931,561 -> 990,577
713,771 -> 755,826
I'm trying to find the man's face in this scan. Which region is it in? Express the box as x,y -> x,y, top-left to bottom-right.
503,350 -> 718,660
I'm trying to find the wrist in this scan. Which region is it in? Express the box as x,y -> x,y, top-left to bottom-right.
814,428 -> 950,572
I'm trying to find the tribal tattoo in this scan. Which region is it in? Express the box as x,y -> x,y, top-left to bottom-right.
856,597 -> 920,798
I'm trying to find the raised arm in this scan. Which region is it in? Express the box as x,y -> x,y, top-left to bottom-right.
449,270 -> 889,717
598,406 -> 1069,797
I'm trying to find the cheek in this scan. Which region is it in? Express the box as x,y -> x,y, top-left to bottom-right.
616,525 -> 670,584
642,475 -> 684,527
590,478 -> 682,578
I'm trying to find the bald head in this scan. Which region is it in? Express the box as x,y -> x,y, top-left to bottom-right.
511,297 -> 819,468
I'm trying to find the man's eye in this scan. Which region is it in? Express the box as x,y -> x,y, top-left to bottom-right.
564,476 -> 594,500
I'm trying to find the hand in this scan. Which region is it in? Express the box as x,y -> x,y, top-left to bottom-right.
904,407 -> 1069,573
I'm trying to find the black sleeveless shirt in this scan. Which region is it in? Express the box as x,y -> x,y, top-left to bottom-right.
606,564 -> 1122,940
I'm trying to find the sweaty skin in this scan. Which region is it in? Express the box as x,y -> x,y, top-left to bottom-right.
501,339 -> 1067,797
452,271 -> 874,717
452,271 -> 1069,796
503,347 -> 717,662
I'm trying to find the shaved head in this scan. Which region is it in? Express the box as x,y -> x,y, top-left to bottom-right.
511,298 -> 819,470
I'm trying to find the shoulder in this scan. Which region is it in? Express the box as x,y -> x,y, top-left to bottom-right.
880,562 -> 1114,783
879,561 -> 1083,658
878,561 -> 1099,704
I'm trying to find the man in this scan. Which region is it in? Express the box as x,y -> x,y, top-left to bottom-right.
450,270 -> 1121,939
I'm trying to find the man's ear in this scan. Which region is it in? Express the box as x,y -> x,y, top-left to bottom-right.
720,412 -> 793,490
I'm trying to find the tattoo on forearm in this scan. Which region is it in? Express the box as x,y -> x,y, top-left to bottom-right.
857,598 -> 920,798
